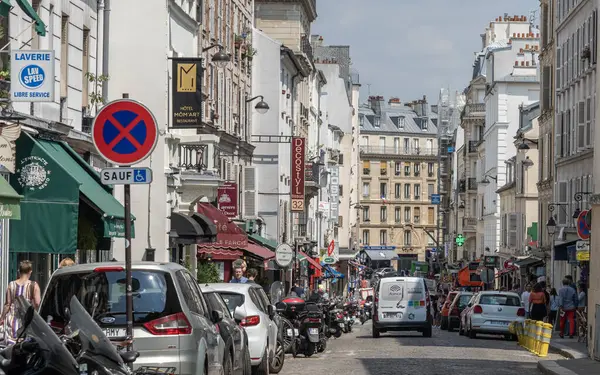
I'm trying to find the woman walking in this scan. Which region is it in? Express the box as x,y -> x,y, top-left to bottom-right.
0,261 -> 41,344
548,288 -> 559,325
529,283 -> 547,321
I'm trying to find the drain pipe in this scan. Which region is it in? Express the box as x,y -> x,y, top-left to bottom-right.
101,0 -> 111,100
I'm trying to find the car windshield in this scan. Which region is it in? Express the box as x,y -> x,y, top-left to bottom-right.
480,294 -> 520,306
67,296 -> 125,366
219,292 -> 245,314
14,296 -> 79,375
458,294 -> 472,307
40,269 -> 181,326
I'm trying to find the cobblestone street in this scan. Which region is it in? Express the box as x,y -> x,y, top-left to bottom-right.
279,325 -> 563,375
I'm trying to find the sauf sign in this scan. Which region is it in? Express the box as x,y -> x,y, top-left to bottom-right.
11,50 -> 55,102
291,137 -> 305,211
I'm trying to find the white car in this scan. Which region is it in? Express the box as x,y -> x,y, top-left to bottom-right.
463,291 -> 525,340
208,283 -> 278,375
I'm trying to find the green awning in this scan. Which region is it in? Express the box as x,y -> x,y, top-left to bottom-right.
10,133 -> 134,254
15,0 -> 46,36
249,233 -> 278,250
0,176 -> 22,219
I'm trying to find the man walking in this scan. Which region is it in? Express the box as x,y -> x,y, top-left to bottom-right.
246,268 -> 258,284
230,266 -> 248,283
558,278 -> 578,338
521,286 -> 531,318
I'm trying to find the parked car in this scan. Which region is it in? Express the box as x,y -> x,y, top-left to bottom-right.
440,291 -> 459,330
462,291 -> 525,340
458,293 -> 478,336
447,292 -> 473,332
202,285 -> 252,375
39,262 -> 223,375
208,283 -> 279,375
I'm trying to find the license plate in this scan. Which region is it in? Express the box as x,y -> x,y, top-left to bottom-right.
286,329 -> 299,336
383,312 -> 400,319
490,321 -> 509,326
102,328 -> 127,338
308,328 -> 319,334
339,323 -> 345,327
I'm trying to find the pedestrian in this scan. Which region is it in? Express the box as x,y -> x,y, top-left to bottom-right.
528,283 -> 547,321
0,261 -> 42,345
521,285 -> 531,318
548,288 -> 558,325
291,282 -> 304,298
577,283 -> 586,312
565,275 -> 577,291
59,257 -> 75,268
558,278 -> 578,338
229,266 -> 248,283
246,268 -> 258,284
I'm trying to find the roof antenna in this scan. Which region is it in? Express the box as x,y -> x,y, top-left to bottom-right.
366,83 -> 372,96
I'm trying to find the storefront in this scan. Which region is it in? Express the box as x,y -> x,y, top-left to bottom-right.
358,246 -> 399,270
513,256 -> 545,289
0,174 -> 22,307
297,250 -> 322,291
9,132 -> 133,288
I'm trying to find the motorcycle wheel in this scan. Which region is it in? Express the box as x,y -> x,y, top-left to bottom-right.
280,318 -> 295,353
305,342 -> 317,357
317,338 -> 327,353
348,324 -> 353,333
333,328 -> 342,338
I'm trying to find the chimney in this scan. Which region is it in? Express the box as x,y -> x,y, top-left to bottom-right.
369,95 -> 385,115
388,97 -> 402,108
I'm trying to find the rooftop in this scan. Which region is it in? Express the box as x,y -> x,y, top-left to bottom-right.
359,96 -> 438,135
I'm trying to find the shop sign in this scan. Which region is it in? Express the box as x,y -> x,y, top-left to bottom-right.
290,137 -> 305,211
16,155 -> 51,191
0,123 -> 20,173
171,57 -> 203,128
329,165 -> 339,224
483,255 -> 499,268
217,182 -> 238,218
576,240 -> 590,262
11,50 -> 55,102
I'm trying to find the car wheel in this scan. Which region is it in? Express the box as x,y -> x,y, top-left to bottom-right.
422,323 -> 432,338
269,338 -> 285,374
468,324 -> 476,339
252,345 -> 269,375
243,348 -> 252,375
223,352 -> 233,375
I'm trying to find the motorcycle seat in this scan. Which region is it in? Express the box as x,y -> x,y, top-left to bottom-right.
120,350 -> 139,363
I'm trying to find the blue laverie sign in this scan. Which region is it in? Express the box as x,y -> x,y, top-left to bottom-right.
11,49 -> 55,102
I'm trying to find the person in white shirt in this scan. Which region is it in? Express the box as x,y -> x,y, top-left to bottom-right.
521,285 -> 532,318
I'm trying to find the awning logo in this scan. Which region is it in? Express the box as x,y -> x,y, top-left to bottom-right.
17,156 -> 51,190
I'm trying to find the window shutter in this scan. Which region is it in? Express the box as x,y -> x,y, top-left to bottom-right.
338,153 -> 344,165
542,67 -> 551,111
593,11 -> 598,65
243,166 -> 257,217
501,214 -> 507,247
586,97 -> 592,147
556,112 -> 563,157
507,213 -> 518,249
557,181 -> 568,225
556,48 -> 562,91
517,213 -> 525,253
578,101 -> 585,149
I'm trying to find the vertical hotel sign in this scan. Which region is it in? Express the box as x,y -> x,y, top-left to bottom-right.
329,165 -> 339,224
291,137 -> 305,211
171,58 -> 203,128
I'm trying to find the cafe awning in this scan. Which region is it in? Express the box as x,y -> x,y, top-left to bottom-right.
298,250 -> 322,271
245,241 -> 275,260
0,176 -> 22,220
171,212 -> 217,245
197,202 -> 248,252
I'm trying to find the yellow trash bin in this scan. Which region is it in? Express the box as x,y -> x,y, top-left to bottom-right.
539,323 -> 553,357
534,321 -> 544,354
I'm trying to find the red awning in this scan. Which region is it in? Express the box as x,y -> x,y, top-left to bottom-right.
299,250 -> 322,271
246,242 -> 275,260
198,248 -> 243,261
197,202 -> 248,249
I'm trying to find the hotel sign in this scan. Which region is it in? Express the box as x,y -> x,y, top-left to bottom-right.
329,165 -> 339,224
171,57 -> 203,128
291,137 -> 305,211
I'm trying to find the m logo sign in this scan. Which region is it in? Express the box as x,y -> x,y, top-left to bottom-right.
177,63 -> 196,92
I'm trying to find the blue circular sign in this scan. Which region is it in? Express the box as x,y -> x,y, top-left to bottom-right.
19,64 -> 45,89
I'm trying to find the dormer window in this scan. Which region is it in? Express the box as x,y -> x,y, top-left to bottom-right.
360,115 -> 364,127
421,118 -> 428,130
398,116 -> 405,129
374,116 -> 380,127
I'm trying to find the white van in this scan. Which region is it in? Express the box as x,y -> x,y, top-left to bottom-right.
372,277 -> 432,338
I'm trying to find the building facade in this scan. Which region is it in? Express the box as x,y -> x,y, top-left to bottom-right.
358,96 -> 439,270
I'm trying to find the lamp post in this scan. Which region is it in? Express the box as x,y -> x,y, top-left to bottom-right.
246,95 -> 270,114
202,43 -> 231,68
479,174 -> 497,186
546,215 -> 557,288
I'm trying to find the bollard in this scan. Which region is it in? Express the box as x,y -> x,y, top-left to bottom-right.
517,321 -> 524,346
534,321 -> 544,354
538,323 -> 553,357
524,320 -> 532,350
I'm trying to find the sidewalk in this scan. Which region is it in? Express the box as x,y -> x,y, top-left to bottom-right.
538,334 -> 600,375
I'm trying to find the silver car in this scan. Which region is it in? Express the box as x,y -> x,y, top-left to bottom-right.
39,262 -> 223,375
208,283 -> 278,375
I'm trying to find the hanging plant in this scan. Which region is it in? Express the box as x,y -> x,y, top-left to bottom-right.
78,215 -> 98,251
246,47 -> 257,61
0,69 -> 9,81
197,261 -> 221,283
234,34 -> 244,48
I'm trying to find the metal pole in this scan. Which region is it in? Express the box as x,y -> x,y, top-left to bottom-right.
122,93 -> 134,364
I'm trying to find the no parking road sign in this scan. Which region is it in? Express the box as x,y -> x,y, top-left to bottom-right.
92,99 -> 158,165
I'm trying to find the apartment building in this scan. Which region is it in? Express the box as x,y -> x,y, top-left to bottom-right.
358,96 -> 439,270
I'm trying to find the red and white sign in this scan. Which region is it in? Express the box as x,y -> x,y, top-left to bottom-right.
577,209 -> 590,240
327,240 -> 335,257
217,182 -> 238,218
92,99 -> 159,165
291,137 -> 305,212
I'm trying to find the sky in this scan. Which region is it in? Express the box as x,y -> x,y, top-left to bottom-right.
312,0 -> 539,104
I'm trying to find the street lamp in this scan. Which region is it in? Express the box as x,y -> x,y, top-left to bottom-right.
517,141 -> 530,153
522,156 -> 534,168
546,216 -> 557,236
202,43 -> 230,68
246,95 -> 270,114
479,174 -> 497,186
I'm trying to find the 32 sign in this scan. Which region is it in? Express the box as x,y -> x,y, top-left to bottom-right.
291,199 -> 304,211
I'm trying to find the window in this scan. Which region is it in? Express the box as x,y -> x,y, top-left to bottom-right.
426,139 -> 433,151
363,160 -> 370,175
586,97 -> 592,148
379,230 -> 387,245
414,207 -> 420,223
374,117 -> 380,127
60,15 -> 69,98
394,138 -> 400,152
360,115 -> 364,127
339,154 -> 344,165
30,0 -> 41,48
380,161 -> 387,175
404,207 -> 411,222
404,165 -> 411,176
395,207 -> 401,222
428,207 -> 435,224
556,181 -> 568,225
414,184 -> 421,199
542,66 -> 551,112
362,182 -> 370,197
404,184 -> 410,199
404,231 -> 412,245
339,185 -> 344,196
177,271 -> 205,315
380,206 -> 387,222
578,101 -> 585,149
362,230 -> 370,245
361,136 -> 369,146
398,116 -> 405,129
403,138 -> 410,150
428,184 -> 434,199
379,137 -> 386,148
395,183 -> 401,198
414,163 -> 420,176
428,163 -> 434,176
380,182 -> 387,199
395,161 -> 401,175
413,139 -> 419,150
362,206 -> 370,222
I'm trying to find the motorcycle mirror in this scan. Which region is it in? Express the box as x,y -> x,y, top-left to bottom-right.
64,307 -> 71,321
275,301 -> 287,313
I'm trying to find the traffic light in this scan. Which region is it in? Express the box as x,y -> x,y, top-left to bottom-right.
455,234 -> 465,247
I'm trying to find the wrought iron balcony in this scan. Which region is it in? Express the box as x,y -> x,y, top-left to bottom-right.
458,179 -> 466,193
464,103 -> 485,116
301,35 -> 314,63
468,140 -> 479,153
467,178 -> 478,191
359,145 -> 438,156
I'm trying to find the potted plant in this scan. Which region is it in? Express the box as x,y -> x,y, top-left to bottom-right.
246,47 -> 257,61
234,34 -> 244,48
0,69 -> 10,81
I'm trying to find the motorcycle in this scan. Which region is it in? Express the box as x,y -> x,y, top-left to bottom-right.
360,300 -> 373,324
0,295 -> 80,375
276,300 -> 322,357
323,300 -> 342,339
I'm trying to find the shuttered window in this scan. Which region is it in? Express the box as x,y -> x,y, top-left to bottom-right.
243,166 -> 256,217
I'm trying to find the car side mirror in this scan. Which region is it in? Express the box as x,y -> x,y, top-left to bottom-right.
233,306 -> 246,323
267,304 -> 275,318
212,310 -> 224,323
467,303 -> 472,307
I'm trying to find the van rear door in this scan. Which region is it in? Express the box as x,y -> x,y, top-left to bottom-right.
378,279 -> 427,323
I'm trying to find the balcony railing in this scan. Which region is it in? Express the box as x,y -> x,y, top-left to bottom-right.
301,35 -> 314,63
458,179 -> 466,193
464,103 -> 485,116
468,140 -> 479,153
467,178 -> 478,190
360,145 -> 438,156
463,217 -> 477,229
